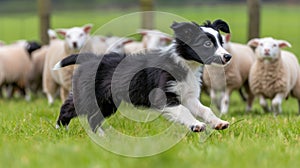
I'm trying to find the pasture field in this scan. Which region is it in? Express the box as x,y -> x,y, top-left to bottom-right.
1,4 -> 300,168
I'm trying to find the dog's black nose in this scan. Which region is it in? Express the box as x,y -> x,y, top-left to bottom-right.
223,54 -> 232,62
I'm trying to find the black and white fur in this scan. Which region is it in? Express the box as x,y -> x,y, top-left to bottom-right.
54,20 -> 232,133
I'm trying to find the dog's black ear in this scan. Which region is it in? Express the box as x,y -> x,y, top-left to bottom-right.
171,21 -> 200,43
212,19 -> 230,33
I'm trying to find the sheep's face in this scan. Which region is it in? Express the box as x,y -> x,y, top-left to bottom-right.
248,37 -> 291,61
56,24 -> 93,51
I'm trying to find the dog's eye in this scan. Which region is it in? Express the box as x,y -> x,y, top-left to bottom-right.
272,44 -> 277,47
66,35 -> 71,39
79,33 -> 84,37
204,41 -> 213,48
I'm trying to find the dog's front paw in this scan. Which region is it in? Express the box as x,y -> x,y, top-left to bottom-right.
190,122 -> 206,132
212,120 -> 229,130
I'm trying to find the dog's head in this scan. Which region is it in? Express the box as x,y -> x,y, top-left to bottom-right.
171,19 -> 231,65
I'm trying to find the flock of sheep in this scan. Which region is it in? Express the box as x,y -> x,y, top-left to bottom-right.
0,22 -> 300,118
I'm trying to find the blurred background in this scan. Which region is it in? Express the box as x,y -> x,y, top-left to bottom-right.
0,0 -> 299,49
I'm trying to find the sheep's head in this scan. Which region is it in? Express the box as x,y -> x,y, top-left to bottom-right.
56,24 -> 93,51
247,37 -> 291,61
139,29 -> 173,50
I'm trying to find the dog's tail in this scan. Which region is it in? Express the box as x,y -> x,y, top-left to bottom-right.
52,53 -> 97,70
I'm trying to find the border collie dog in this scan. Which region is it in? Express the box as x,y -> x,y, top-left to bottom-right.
54,19 -> 232,133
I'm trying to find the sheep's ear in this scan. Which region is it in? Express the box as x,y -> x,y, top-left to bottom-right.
160,36 -> 173,43
247,38 -> 260,47
278,40 -> 291,48
82,24 -> 93,34
56,29 -> 68,37
225,34 -> 231,43
48,29 -> 57,39
212,19 -> 230,33
121,38 -> 134,45
137,29 -> 148,36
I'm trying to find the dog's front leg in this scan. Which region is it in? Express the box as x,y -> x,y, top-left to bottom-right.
182,98 -> 229,130
162,105 -> 206,132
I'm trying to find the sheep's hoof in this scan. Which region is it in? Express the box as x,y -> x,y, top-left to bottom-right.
190,124 -> 206,132
213,121 -> 229,130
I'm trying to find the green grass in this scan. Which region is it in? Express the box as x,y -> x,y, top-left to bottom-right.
1,3 -> 300,168
0,93 -> 300,168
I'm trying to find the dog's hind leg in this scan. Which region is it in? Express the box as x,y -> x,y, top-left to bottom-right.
162,105 -> 206,132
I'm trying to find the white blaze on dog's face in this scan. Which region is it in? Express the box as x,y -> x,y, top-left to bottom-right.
200,27 -> 231,65
56,24 -> 93,51
248,37 -> 291,61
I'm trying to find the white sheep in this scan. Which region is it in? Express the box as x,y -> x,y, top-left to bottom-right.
84,35 -> 107,54
43,24 -> 93,105
139,29 -> 172,50
247,37 -> 300,115
202,34 -> 256,114
0,42 -> 37,99
124,29 -> 172,54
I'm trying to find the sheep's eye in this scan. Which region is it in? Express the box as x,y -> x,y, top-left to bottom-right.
204,41 -> 213,48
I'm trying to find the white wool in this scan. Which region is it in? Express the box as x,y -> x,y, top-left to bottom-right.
0,44 -> 32,98
202,40 -> 256,113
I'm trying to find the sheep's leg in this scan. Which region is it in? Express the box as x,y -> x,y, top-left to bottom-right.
25,88 -> 31,101
46,93 -> 55,105
60,87 -> 70,103
43,62 -> 59,105
5,85 -> 14,98
298,100 -> 300,115
244,82 -> 255,112
271,93 -> 284,115
162,105 -> 206,132
43,81 -> 58,105
182,98 -> 229,130
210,89 -> 221,110
220,90 -> 230,114
259,95 -> 270,113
